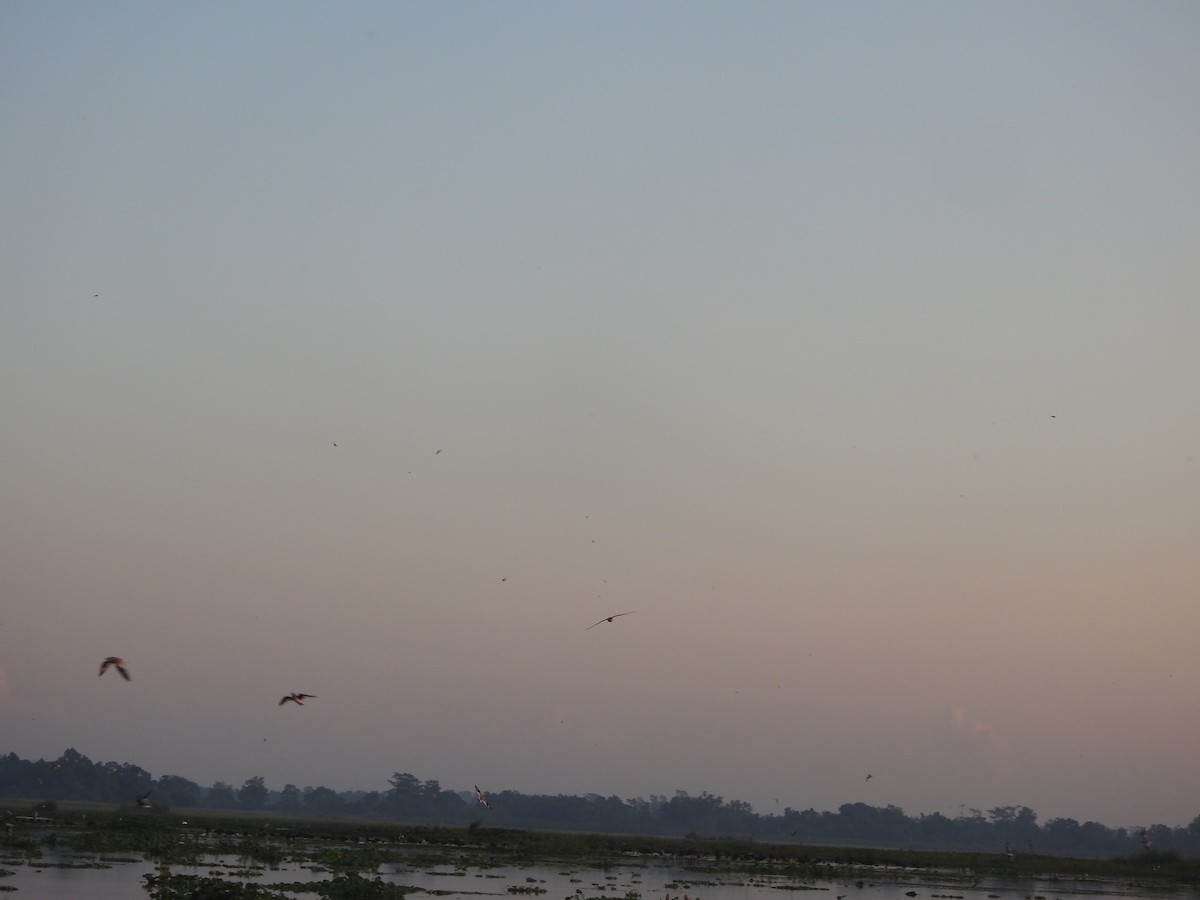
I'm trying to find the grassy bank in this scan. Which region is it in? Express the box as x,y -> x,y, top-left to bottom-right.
5,802 -> 1199,888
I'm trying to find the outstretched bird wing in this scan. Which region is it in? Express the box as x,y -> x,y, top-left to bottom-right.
585,611 -> 636,630
99,657 -> 130,679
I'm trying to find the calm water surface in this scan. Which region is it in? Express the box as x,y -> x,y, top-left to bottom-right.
3,847 -> 1196,900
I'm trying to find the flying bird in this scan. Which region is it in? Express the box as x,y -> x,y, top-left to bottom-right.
583,609 -> 633,628
474,784 -> 492,809
865,774 -> 873,781
136,790 -> 153,807
99,657 -> 130,680
279,693 -> 317,706
585,611 -> 635,630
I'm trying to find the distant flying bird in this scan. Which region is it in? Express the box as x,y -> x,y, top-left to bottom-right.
585,611 -> 635,630
99,657 -> 130,680
435,449 -> 441,455
474,784 -> 492,809
279,693 -> 317,706
136,790 -> 153,807
865,774 -> 873,781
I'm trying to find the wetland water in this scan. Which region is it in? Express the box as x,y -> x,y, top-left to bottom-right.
3,845 -> 1196,900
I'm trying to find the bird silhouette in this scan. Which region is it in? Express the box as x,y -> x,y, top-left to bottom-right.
99,657 -> 130,681
279,693 -> 317,706
136,790 -> 153,807
865,774 -> 873,781
585,611 -> 636,630
474,784 -> 493,809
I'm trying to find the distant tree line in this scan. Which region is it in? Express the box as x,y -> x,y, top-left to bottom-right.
4,747 -> 1200,859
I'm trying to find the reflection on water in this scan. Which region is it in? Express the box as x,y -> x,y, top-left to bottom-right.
2,849 -> 1194,900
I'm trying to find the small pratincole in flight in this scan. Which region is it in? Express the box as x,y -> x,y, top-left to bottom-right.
99,657 -> 131,680
474,784 -> 493,809
585,611 -> 636,630
136,790 -> 153,807
279,693 -> 317,706
865,774 -> 873,781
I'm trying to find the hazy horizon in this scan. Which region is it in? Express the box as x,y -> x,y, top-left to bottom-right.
1,740 -> 1187,834
3,3 -> 1198,830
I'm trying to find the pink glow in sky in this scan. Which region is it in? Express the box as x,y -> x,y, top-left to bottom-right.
2,2 -> 1198,829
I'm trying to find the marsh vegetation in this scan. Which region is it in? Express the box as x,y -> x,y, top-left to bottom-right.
3,806 -> 1200,898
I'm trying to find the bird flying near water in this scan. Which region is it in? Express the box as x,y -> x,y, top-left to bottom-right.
99,657 -> 131,680
474,785 -> 493,809
279,693 -> 317,706
585,611 -> 636,630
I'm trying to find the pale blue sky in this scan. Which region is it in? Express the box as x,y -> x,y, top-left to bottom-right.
2,1 -> 1199,828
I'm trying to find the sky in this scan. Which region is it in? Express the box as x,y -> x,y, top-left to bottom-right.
2,1 -> 1199,830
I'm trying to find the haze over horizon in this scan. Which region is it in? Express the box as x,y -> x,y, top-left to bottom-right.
3,2 -> 1198,830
